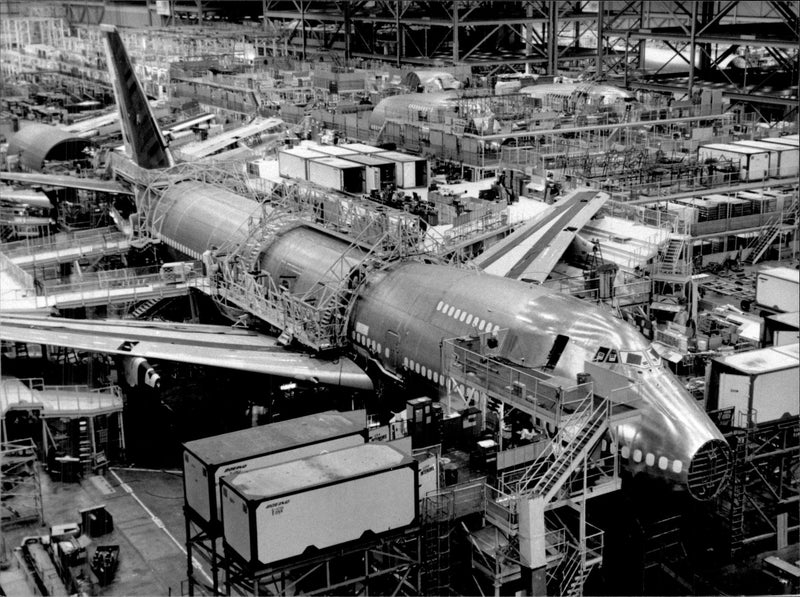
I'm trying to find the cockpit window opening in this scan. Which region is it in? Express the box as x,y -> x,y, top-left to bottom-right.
648,346 -> 662,365
606,349 -> 619,364
624,352 -> 644,367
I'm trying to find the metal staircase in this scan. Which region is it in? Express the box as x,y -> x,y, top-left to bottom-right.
510,397 -> 609,503
129,297 -> 160,318
548,545 -> 598,597
742,196 -> 798,265
656,235 -> 689,276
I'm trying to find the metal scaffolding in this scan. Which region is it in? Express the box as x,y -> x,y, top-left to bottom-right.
600,0 -> 799,118
715,413 -> 800,559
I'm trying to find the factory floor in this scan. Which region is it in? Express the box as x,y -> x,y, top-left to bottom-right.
1,466 -> 197,596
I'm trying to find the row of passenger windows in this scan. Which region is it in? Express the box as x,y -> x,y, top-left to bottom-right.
352,331 -> 391,359
171,239 -> 199,260
402,356 -> 445,386
352,330 -> 446,385
436,300 -> 500,334
618,443 -> 683,474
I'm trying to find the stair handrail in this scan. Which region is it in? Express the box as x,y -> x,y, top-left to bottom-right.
528,400 -> 609,502
512,392 -> 604,497
744,195 -> 798,263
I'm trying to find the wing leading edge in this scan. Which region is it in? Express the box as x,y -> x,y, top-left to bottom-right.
0,316 -> 373,390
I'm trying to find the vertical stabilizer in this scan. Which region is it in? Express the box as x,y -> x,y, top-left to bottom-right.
102,24 -> 173,169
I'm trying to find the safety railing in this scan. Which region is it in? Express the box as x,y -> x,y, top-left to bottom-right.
1,228 -> 130,266
0,250 -> 35,293
2,268 -> 204,309
427,477 -> 488,520
0,226 -> 120,253
506,394 -> 606,499
442,332 -> 594,428
484,484 -> 518,534
585,521 -> 605,562
36,384 -> 124,413
0,378 -> 123,413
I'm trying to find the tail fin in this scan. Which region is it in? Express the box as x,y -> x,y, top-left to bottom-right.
102,24 -> 173,169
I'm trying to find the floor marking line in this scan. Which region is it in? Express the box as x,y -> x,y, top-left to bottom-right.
109,469 -> 213,585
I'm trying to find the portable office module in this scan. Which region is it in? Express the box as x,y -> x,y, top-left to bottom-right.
756,267 -> 800,313
306,144 -> 358,158
306,156 -> 366,194
698,143 -> 771,182
707,343 -> 799,426
183,410 -> 367,532
221,443 -> 418,568
376,150 -> 429,188
341,153 -> 396,192
735,139 -> 799,178
277,147 -> 326,181
339,142 -> 386,154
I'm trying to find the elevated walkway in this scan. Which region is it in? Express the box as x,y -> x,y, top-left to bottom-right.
1,377 -> 124,421
1,226 -> 131,270
0,264 -> 204,312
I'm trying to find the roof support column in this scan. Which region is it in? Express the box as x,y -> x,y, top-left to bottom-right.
452,1 -> 459,64
688,0 -> 698,97
300,0 -> 306,62
395,1 -> 402,67
596,0 -> 605,77
547,1 -> 557,75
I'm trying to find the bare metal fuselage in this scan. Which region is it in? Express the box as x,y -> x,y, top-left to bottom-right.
349,262 -> 730,500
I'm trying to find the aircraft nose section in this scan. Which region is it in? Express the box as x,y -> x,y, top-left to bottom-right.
687,438 -> 731,500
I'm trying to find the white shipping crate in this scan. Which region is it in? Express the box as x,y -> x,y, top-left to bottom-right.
278,147 -> 325,180
756,267 -> 800,313
183,410 -> 366,531
221,443 -> 417,567
698,143 -> 771,182
713,344 -> 799,425
735,140 -> 799,178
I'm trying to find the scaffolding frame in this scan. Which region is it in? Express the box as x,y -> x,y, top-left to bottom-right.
219,526 -> 421,597
0,438 -> 44,529
717,414 -> 800,559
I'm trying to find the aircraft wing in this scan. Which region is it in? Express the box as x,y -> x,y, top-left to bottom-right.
0,315 -> 373,390
472,188 -> 608,282
0,172 -> 133,195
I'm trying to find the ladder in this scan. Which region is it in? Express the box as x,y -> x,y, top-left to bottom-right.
77,418 -> 93,474
728,431 -> 747,558
421,493 -> 454,595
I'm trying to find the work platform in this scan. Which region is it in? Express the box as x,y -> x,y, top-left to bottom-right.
0,269 -> 201,312
434,328 -> 640,597
1,226 -> 131,270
